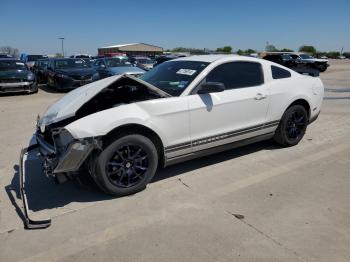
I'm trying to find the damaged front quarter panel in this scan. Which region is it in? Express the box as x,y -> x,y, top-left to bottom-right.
37,127 -> 102,180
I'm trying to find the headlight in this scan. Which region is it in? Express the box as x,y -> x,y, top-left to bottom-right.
40,112 -> 58,127
92,72 -> 100,80
27,73 -> 35,81
56,74 -> 70,79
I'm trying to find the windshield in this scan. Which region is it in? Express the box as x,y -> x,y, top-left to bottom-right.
27,55 -> 47,62
0,60 -> 26,71
55,59 -> 90,69
281,54 -> 292,60
300,54 -> 313,59
140,60 -> 209,96
37,60 -> 49,67
106,58 -> 132,67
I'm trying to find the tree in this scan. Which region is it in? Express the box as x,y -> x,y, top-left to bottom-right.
236,49 -> 256,55
299,45 -> 316,54
326,51 -> 340,58
265,44 -> 278,52
237,49 -> 244,55
54,53 -> 64,58
343,52 -> 350,58
216,46 -> 232,53
280,48 -> 294,52
0,46 -> 19,58
170,47 -> 206,55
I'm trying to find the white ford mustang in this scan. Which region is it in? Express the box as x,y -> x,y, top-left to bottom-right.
31,55 -> 324,196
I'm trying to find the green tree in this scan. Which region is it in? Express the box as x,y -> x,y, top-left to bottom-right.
280,48 -> 294,52
265,44 -> 278,52
54,53 -> 63,58
216,46 -> 232,53
299,45 -> 316,54
326,51 -> 340,58
236,49 -> 244,55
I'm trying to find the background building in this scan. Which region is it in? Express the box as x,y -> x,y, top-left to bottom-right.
98,43 -> 163,56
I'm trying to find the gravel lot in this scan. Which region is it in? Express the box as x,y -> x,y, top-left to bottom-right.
1,60 -> 350,262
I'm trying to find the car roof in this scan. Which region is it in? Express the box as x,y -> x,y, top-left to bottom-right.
172,54 -> 263,63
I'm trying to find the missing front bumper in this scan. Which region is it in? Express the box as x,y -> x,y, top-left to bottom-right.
19,144 -> 51,229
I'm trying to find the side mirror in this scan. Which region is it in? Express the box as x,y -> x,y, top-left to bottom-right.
197,82 -> 225,94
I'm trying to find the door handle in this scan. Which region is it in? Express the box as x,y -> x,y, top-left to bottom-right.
254,93 -> 267,100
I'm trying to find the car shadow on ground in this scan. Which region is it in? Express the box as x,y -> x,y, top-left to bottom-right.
5,140 -> 280,226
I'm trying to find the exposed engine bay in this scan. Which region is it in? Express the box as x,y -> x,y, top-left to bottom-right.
75,77 -> 163,120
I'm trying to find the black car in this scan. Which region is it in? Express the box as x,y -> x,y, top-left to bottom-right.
154,55 -> 178,66
0,58 -> 38,94
46,58 -> 100,90
0,54 -> 14,58
32,59 -> 49,84
263,53 -> 319,76
290,54 -> 329,72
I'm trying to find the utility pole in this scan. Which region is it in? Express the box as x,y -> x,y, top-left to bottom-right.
58,37 -> 65,57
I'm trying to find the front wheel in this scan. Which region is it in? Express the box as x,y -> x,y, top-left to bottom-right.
274,105 -> 308,147
92,134 -> 158,196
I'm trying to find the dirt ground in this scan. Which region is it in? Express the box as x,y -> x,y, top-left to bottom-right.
1,59 -> 350,262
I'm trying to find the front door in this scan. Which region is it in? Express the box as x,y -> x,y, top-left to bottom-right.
188,61 -> 270,152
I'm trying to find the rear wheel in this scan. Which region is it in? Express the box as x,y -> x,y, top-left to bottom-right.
92,134 -> 158,196
319,65 -> 327,72
274,105 -> 308,147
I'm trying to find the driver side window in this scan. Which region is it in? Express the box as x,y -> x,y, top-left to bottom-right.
206,62 -> 264,90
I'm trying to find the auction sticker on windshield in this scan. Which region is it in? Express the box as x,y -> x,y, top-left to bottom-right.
176,69 -> 197,76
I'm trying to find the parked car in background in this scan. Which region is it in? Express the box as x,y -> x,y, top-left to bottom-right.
263,53 -> 319,76
0,53 -> 14,58
70,54 -> 92,59
93,57 -> 145,79
20,54 -> 48,69
32,59 -> 49,84
33,55 -> 324,198
46,58 -> 100,90
129,56 -> 155,71
290,53 -> 329,72
154,55 -> 178,66
0,58 -> 37,94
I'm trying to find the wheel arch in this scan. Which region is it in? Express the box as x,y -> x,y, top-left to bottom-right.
102,123 -> 166,168
286,98 -> 311,120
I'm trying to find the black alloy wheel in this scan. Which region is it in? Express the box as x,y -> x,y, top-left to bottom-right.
106,144 -> 149,188
274,105 -> 308,146
285,110 -> 307,141
93,134 -> 158,196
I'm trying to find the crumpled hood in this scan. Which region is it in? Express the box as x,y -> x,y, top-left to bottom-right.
109,66 -> 145,75
39,74 -> 170,127
56,68 -> 96,76
0,70 -> 31,80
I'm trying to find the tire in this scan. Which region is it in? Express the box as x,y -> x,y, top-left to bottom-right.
274,105 -> 308,147
319,65 -> 327,72
30,82 -> 38,93
92,134 -> 158,196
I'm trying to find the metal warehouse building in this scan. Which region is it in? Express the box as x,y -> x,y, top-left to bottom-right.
98,43 -> 163,56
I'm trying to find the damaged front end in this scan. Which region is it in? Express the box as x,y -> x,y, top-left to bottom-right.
36,125 -> 102,183
19,74 -> 170,229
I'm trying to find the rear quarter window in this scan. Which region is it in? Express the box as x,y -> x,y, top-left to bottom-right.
271,65 -> 291,79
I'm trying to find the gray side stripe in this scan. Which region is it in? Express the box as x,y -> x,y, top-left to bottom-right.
164,120 -> 280,153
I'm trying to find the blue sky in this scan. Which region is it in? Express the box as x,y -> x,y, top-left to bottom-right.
1,0 -> 349,55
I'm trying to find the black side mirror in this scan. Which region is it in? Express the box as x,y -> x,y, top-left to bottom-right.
197,82 -> 225,94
